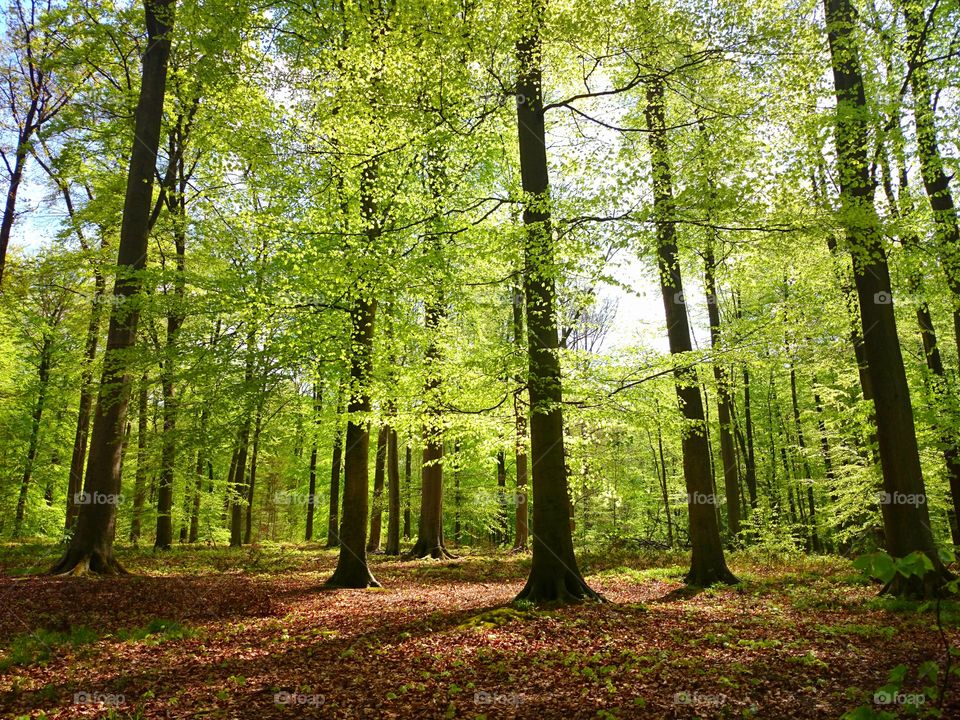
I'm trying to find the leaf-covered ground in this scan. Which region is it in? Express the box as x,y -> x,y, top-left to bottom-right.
0,544 -> 957,719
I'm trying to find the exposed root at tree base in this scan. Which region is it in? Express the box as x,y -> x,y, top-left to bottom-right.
684,567 -> 739,588
46,551 -> 129,577
515,573 -> 605,605
404,540 -> 457,560
324,569 -> 381,589
510,545 -> 529,554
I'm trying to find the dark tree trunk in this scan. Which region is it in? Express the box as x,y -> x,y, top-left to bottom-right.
66,264 -> 105,535
129,375 -> 150,543
14,338 -> 52,535
326,385 -> 344,547
823,0 -> 950,596
49,0 -> 175,575
154,123 -> 188,551
654,407 -> 674,547
244,404 -> 263,545
326,298 -> 379,587
188,406 -> 207,543
496,449 -> 508,546
306,383 -> 320,541
326,161 -> 380,588
0,143 -> 29,286
403,443 -> 411,540
879,104 -> 960,550
454,447 -> 462,545
385,427 -> 401,555
903,3 -> 960,362
513,0 -> 598,603
645,75 -> 736,587
229,331 -> 256,548
704,244 -> 741,539
789,364 -> 820,552
368,424 -> 388,552
511,285 -> 529,552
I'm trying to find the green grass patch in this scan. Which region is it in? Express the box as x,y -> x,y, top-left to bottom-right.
0,626 -> 99,669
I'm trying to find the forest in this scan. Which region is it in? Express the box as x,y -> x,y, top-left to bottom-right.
0,0 -> 959,717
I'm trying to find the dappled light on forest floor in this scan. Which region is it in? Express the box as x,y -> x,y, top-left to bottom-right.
0,546 -> 957,718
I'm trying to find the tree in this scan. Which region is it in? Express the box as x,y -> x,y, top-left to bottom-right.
512,0 -> 598,604
49,0 -> 175,575
644,75 -> 737,587
0,0 -> 71,285
822,0 -> 950,596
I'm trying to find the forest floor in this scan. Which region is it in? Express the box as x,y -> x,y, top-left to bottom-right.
0,544 -> 957,719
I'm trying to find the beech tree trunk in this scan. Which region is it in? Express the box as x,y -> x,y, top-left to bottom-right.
154,119 -> 189,551
49,0 -> 175,575
403,444 -> 411,540
326,161 -> 379,588
704,243 -> 741,539
513,0 -> 598,603
645,75 -> 737,587
823,0 -> 950,596
903,3 -> 960,362
512,285 -> 529,552
244,404 -> 263,545
66,259 -> 105,535
385,427 -> 401,555
129,376 -> 149,543
368,424 -> 388,552
14,337 -> 52,536
306,383 -> 320,541
326,386 -> 344,547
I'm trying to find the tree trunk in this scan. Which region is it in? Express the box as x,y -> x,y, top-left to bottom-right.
326,161 -> 379,588
403,443 -> 411,540
496,449 -> 508,546
188,406 -> 207,543
704,243 -> 741,539
326,385 -> 344,547
0,125 -> 32,286
823,0 -> 950,596
306,383 -> 320,541
511,285 -> 529,552
244,403 -> 263,545
645,75 -> 736,587
66,264 -> 106,535
49,0 -> 175,575
129,375 -> 150,543
385,427 -> 401,555
229,330 -> 256,548
14,338 -> 52,536
903,3 -> 960,362
513,0 -> 598,603
154,125 -> 188,551
368,424 -> 388,552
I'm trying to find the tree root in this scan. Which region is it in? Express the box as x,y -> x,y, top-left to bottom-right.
683,565 -> 739,588
515,572 -> 604,605
47,550 -> 129,577
404,539 -> 457,560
